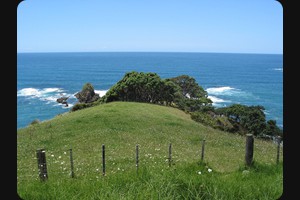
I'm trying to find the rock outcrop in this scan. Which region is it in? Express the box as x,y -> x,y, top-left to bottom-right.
56,96 -> 69,107
56,96 -> 69,104
74,83 -> 100,103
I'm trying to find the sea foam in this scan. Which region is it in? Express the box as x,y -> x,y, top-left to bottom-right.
207,95 -> 227,103
17,88 -> 41,97
205,86 -> 255,107
17,87 -> 64,97
206,86 -> 235,95
207,95 -> 230,107
17,87 -> 73,105
273,68 -> 283,72
94,90 -> 108,97
206,86 -> 251,98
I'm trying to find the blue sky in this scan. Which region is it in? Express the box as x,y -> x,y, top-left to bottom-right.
17,0 -> 283,54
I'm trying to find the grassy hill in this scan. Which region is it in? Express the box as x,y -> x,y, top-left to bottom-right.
17,102 -> 283,199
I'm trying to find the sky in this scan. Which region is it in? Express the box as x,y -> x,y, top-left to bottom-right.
17,0 -> 283,54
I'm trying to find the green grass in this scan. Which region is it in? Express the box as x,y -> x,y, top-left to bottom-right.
17,102 -> 283,199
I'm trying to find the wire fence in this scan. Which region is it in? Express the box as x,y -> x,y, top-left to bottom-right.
17,135 -> 282,182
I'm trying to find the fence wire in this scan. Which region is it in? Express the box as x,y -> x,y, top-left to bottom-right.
17,138 -> 283,182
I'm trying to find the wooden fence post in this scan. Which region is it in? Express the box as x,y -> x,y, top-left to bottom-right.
102,144 -> 105,176
201,139 -> 206,162
245,134 -> 254,166
69,148 -> 75,178
36,149 -> 48,181
136,144 -> 139,174
276,136 -> 282,164
168,143 -> 172,167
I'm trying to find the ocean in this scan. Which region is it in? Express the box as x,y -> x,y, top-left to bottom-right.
17,52 -> 283,130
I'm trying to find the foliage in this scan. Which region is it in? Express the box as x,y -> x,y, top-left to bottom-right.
82,82 -> 95,92
29,119 -> 40,125
240,106 -> 266,136
175,98 -> 212,112
71,103 -> 92,112
169,75 -> 213,112
72,72 -> 281,138
191,111 -> 219,128
169,75 -> 208,98
191,111 -> 240,132
215,104 -> 283,136
262,120 -> 283,137
71,100 -> 102,112
101,72 -> 213,113
101,71 -> 180,105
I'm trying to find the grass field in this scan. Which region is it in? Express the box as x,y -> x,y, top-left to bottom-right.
17,102 -> 283,199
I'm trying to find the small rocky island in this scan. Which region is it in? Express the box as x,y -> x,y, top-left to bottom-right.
56,83 -> 100,107
56,96 -> 69,107
74,83 -> 100,103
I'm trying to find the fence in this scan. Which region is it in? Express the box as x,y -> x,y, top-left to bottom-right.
32,135 -> 282,181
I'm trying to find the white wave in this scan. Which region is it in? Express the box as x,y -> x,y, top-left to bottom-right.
62,103 -> 73,109
205,86 -> 250,98
94,90 -> 108,97
206,86 -> 235,95
277,124 -> 283,128
206,86 -> 255,108
207,95 -> 227,103
207,95 -> 230,107
60,92 -> 68,96
41,96 -> 60,102
18,87 -> 107,108
68,95 -> 77,99
273,68 -> 283,72
263,110 -> 270,115
41,88 -> 64,93
17,88 -> 40,97
53,103 -> 74,108
17,87 -> 64,97
17,87 -> 74,105
71,89 -> 108,98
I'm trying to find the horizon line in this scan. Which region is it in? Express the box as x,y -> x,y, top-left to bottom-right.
17,51 -> 283,55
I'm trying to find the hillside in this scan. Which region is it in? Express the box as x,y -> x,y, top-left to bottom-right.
17,102 -> 283,199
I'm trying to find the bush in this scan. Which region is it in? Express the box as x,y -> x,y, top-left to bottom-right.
191,112 -> 239,133
30,119 -> 40,125
191,112 -> 217,128
82,83 -> 94,92
71,103 -> 92,112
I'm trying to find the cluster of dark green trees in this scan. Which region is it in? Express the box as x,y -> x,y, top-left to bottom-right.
73,71 -> 283,139
191,104 -> 283,138
101,71 -> 212,111
101,72 -> 179,105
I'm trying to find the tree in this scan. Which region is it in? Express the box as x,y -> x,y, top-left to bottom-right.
169,75 -> 208,98
240,106 -> 266,136
221,104 -> 247,122
159,80 -> 181,105
101,71 -> 180,105
262,120 -> 283,137
215,104 -> 267,136
168,75 -> 212,112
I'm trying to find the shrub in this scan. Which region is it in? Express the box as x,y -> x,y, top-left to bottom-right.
82,83 -> 95,92
29,119 -> 40,125
71,103 -> 92,112
191,112 -> 239,133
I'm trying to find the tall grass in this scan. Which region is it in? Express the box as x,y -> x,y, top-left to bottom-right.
17,102 -> 283,199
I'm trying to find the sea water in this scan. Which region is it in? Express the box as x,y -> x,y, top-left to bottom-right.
17,52 -> 283,130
